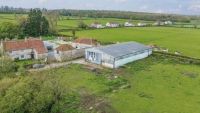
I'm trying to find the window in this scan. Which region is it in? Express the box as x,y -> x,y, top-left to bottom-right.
88,52 -> 96,61
21,55 -> 25,59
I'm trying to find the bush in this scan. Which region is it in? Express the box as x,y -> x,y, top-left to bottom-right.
0,58 -> 19,77
78,21 -> 88,29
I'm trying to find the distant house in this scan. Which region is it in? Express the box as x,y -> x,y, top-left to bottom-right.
106,22 -> 120,28
85,42 -> 152,68
164,21 -> 173,25
72,38 -> 99,49
90,22 -> 104,29
2,38 -> 48,60
124,22 -> 134,27
137,23 -> 147,27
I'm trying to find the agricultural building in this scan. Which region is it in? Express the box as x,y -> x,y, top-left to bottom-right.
85,42 -> 152,68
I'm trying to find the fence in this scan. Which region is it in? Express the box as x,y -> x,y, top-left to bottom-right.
153,51 -> 200,65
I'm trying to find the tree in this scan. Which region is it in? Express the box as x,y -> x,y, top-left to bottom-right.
43,11 -> 60,35
0,22 -> 21,39
24,9 -> 49,37
41,16 -> 49,35
78,21 -> 88,29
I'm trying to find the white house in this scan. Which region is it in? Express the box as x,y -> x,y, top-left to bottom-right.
2,38 -> 48,60
106,22 -> 120,28
90,22 -> 104,29
124,22 -> 134,27
164,21 -> 173,25
85,42 -> 152,68
72,38 -> 99,49
137,23 -> 147,27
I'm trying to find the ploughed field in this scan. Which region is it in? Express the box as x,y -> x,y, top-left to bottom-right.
60,27 -> 200,58
1,56 -> 200,113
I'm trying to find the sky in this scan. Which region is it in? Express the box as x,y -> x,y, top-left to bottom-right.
1,0 -> 200,15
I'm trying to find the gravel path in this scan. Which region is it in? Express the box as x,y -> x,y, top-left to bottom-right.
29,58 -> 87,72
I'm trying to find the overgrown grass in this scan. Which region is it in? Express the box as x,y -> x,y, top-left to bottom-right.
1,56 -> 200,113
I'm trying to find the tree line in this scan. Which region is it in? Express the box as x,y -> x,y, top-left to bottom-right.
57,9 -> 200,23
1,6 -> 200,22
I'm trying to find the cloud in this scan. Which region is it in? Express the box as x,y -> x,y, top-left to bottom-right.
107,0 -> 128,3
188,4 -> 200,12
38,0 -> 49,4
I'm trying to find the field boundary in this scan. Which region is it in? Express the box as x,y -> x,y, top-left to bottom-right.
153,51 -> 200,65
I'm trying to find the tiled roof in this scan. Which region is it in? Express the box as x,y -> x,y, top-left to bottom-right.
3,38 -> 47,54
74,38 -> 98,46
56,44 -> 74,51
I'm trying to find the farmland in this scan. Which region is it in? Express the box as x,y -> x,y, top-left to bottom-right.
1,56 -> 200,113
60,27 -> 200,58
1,13 -> 200,113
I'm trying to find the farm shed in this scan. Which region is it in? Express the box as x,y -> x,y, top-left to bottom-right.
85,42 -> 152,68
72,38 -> 99,49
55,44 -> 85,61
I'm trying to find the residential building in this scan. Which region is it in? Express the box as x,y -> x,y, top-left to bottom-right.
106,22 -> 120,28
137,23 -> 147,27
90,22 -> 104,29
124,22 -> 134,27
2,38 -> 48,60
85,42 -> 152,68
164,21 -> 173,25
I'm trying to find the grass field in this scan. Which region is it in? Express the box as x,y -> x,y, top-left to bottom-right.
58,17 -> 153,30
1,13 -> 200,113
1,56 -> 200,113
60,27 -> 200,58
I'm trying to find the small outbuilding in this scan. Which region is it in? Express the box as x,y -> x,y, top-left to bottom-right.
85,42 -> 152,68
72,38 -> 99,49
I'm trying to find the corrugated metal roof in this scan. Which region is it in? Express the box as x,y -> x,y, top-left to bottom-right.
97,42 -> 151,58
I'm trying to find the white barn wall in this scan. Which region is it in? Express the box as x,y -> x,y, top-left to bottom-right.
85,44 -> 152,69
115,50 -> 152,68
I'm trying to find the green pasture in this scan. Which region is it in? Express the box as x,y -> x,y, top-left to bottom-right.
1,56 -> 200,113
57,17 -> 153,30
60,27 -> 200,58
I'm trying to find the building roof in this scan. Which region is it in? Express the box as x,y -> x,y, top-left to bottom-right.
96,42 -> 151,58
74,38 -> 98,46
3,38 -> 47,54
56,44 -> 74,51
